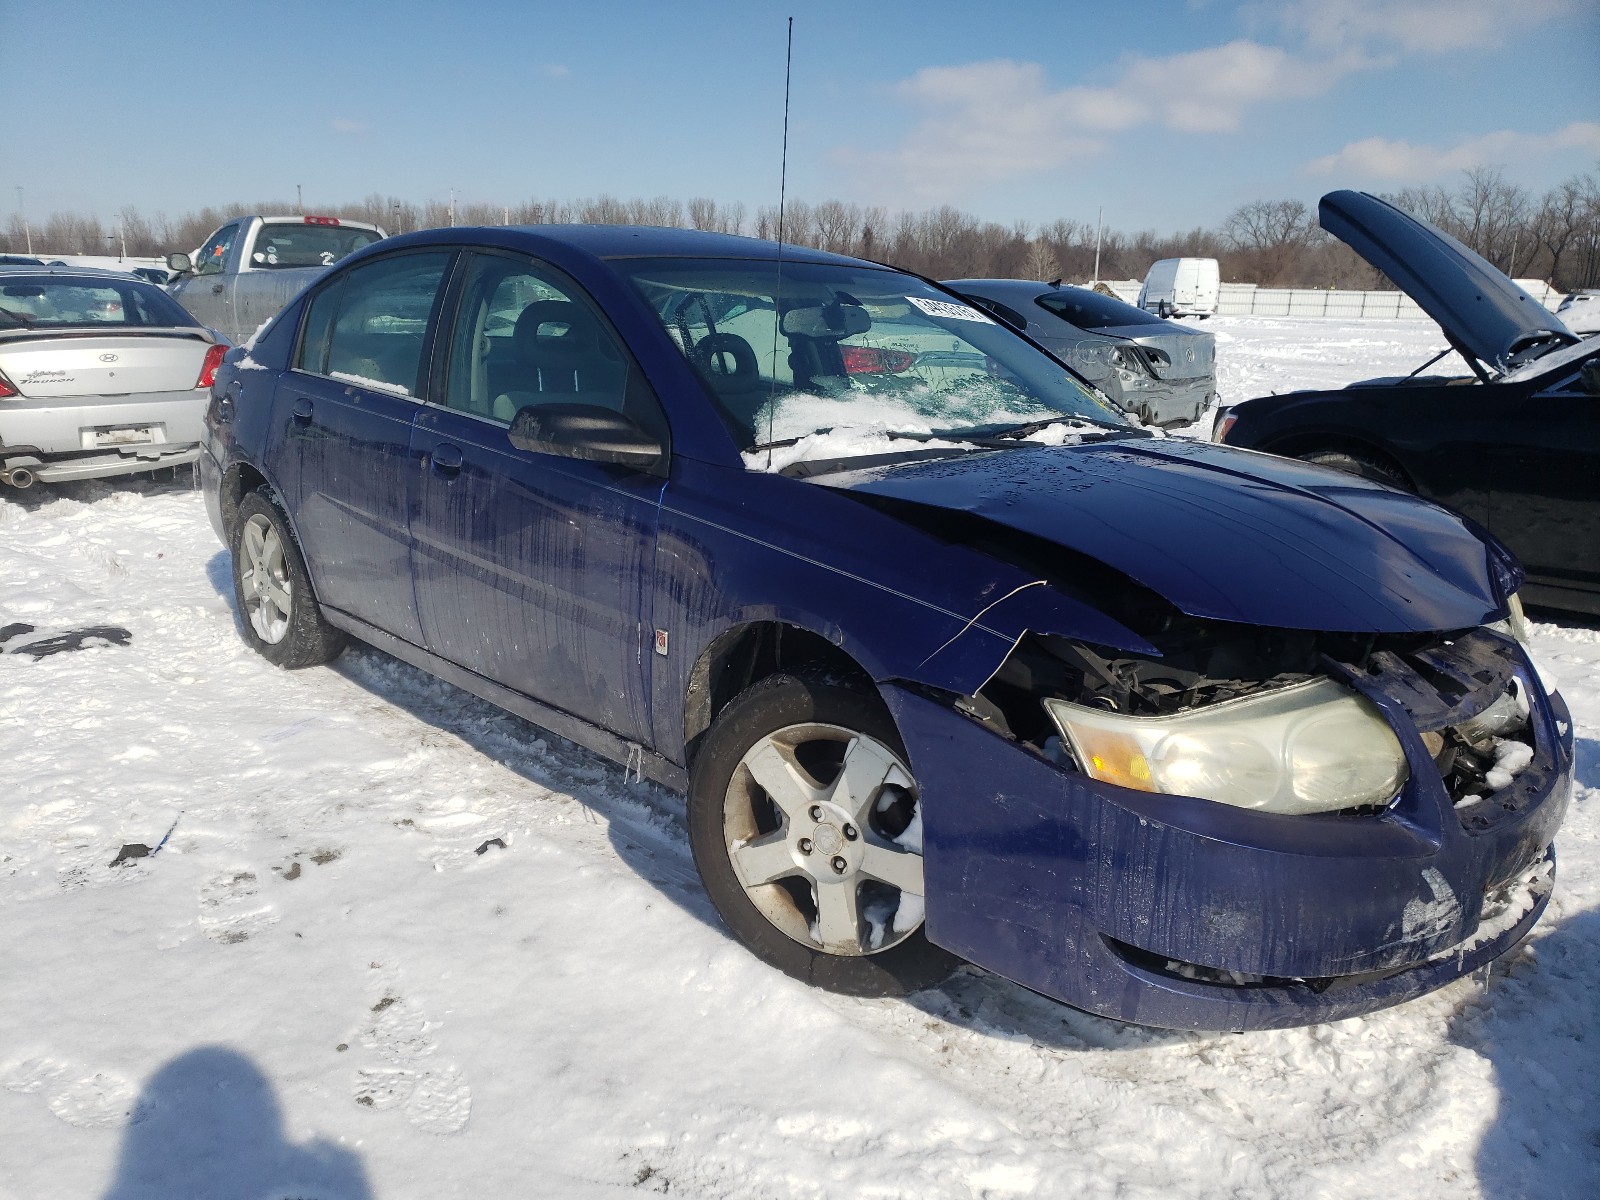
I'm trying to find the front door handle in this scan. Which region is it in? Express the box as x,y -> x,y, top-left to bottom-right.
429,443 -> 463,476
291,397 -> 313,423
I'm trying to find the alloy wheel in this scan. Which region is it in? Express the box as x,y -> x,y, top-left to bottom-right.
722,722 -> 925,956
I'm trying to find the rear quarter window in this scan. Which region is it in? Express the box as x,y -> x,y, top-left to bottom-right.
252,223 -> 384,270
294,252 -> 452,396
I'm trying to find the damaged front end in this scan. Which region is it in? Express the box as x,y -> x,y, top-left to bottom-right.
885,609 -> 1572,1031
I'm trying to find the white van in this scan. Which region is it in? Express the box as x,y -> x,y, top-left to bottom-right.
1138,258 -> 1220,318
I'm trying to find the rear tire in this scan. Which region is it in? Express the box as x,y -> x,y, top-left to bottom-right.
231,489 -> 346,669
1299,449 -> 1408,490
687,672 -> 960,997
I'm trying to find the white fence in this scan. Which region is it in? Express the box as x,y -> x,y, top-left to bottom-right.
1088,278 -> 1567,319
1215,281 -> 1567,319
1217,284 -> 1425,318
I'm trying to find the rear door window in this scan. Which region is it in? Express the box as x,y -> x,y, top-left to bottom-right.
1037,290 -> 1167,330
295,252 -> 452,396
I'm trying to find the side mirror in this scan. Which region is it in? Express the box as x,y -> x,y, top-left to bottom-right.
507,402 -> 663,471
167,252 -> 193,274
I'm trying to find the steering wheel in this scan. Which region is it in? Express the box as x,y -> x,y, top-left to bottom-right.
693,333 -> 760,385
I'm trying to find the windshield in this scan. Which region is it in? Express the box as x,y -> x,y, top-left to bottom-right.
0,275 -> 199,329
1037,288 -> 1169,330
250,222 -> 383,270
618,258 -> 1127,464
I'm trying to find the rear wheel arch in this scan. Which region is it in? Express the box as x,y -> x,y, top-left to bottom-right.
219,461 -> 270,536
683,621 -> 878,770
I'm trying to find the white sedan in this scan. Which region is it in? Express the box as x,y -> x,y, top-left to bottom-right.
0,266 -> 226,489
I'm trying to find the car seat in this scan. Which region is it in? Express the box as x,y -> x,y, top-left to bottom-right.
492,300 -> 627,422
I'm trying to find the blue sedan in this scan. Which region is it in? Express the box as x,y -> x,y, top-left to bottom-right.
198,225 -> 1571,1031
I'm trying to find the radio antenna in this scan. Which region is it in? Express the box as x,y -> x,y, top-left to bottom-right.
765,16 -> 794,469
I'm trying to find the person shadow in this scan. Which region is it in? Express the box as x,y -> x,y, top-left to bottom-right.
101,1046 -> 371,1200
1452,900 -> 1600,1200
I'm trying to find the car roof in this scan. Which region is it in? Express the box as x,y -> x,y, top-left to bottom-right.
946,277 -> 1051,299
0,264 -> 149,282
396,223 -> 877,268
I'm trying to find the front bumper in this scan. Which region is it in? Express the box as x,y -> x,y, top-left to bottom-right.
884,650 -> 1573,1031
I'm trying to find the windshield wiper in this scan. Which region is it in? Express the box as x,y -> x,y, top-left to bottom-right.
0,305 -> 37,327
959,415 -> 1131,442
748,428 -> 932,454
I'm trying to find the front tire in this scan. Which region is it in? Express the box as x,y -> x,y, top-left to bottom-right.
687,673 -> 960,996
231,489 -> 346,669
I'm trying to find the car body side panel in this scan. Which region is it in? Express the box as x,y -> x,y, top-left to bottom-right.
269,370 -> 424,644
409,407 -> 661,745
1222,382 -> 1501,527
1223,371 -> 1600,613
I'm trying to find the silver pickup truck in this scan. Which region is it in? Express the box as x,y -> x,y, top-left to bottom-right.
167,215 -> 385,345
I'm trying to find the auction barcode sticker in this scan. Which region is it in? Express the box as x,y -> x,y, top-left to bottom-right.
907,296 -> 994,323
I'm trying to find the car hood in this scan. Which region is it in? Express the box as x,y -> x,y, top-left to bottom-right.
1319,190 -> 1578,375
819,438 -> 1510,634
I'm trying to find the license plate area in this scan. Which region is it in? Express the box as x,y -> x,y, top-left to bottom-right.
84,424 -> 163,448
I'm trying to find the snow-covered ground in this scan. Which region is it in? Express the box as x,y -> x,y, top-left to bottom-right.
2,317 -> 1596,1200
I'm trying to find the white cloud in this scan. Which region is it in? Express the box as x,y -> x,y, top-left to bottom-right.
1273,0 -> 1574,56
839,42 -> 1357,199
330,118 -> 366,135
836,0 -> 1577,203
1305,121 -> 1600,181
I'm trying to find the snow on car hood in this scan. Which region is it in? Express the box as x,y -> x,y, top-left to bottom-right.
819,438 -> 1509,634
1319,190 -> 1579,376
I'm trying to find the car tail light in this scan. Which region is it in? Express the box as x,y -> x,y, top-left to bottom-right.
0,370 -> 17,398
304,215 -> 341,226
1212,408 -> 1239,443
195,344 -> 228,389
842,345 -> 915,375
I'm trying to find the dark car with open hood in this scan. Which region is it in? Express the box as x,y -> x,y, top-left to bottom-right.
1216,189 -> 1600,618
198,223 -> 1571,1031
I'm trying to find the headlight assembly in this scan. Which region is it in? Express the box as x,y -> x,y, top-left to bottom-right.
1043,678 -> 1409,815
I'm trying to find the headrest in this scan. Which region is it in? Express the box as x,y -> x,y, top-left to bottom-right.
513,300 -> 596,359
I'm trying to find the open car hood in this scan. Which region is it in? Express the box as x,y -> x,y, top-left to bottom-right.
1319,190 -> 1578,375
822,439 -> 1511,635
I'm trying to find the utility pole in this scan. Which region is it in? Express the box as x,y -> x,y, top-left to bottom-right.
503,206 -> 509,226
449,189 -> 456,227
15,186 -> 33,256
1093,205 -> 1104,287
296,183 -> 303,214
392,202 -> 401,234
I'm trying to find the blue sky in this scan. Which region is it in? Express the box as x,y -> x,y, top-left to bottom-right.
7,0 -> 1598,232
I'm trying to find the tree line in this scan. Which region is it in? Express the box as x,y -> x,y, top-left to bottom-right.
5,167 -> 1597,291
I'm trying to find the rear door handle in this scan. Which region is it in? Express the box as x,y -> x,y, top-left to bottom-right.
291,397 -> 313,423
429,443 -> 463,476
211,283 -> 225,295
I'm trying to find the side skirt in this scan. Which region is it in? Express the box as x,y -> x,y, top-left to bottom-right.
320,606 -> 690,793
